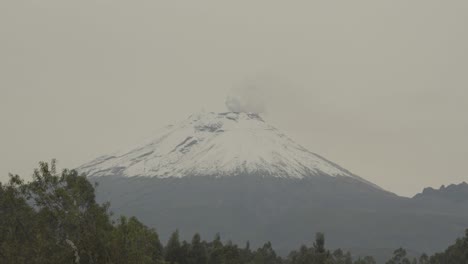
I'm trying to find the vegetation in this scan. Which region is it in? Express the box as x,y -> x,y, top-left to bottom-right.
428,229 -> 468,264
1,161 -> 467,263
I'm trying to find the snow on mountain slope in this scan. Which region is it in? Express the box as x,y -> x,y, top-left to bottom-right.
78,112 -> 377,187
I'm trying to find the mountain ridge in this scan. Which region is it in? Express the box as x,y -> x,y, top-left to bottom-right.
413,182 -> 468,203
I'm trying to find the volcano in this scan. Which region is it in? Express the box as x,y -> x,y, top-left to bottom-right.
79,112 -> 378,187
78,112 -> 468,262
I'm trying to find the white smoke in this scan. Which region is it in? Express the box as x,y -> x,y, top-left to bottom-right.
225,79 -> 267,114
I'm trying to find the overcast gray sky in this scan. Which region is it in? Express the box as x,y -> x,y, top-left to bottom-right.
1,0 -> 467,197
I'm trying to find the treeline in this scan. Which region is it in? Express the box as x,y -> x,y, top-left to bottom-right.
1,161 -> 467,264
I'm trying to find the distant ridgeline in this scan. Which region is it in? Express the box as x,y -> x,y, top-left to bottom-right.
413,182 -> 468,202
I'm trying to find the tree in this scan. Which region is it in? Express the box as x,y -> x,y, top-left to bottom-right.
313,232 -> 326,254
429,229 -> 468,264
240,241 -> 253,263
313,232 -> 332,264
25,160 -> 115,264
165,230 -> 183,264
0,175 -> 39,264
219,242 -> 242,264
111,216 -> 164,264
188,233 -> 207,264
1,160 -> 166,264
207,233 -> 224,264
287,233 -> 334,264
251,242 -> 282,264
386,248 -> 411,264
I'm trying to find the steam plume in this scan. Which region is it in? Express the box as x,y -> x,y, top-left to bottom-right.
225,79 -> 267,114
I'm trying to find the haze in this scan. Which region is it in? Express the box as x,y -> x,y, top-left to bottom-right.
1,0 -> 467,197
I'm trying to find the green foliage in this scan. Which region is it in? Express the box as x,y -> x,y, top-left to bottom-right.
165,230 -> 183,264
287,232 -> 349,264
0,160 -> 163,264
250,242 -> 282,264
188,233 -> 207,264
0,175 -> 37,264
428,229 -> 468,264
385,248 -> 411,264
112,216 -> 164,264
27,161 -> 114,263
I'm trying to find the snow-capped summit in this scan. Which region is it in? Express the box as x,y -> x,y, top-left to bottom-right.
78,111 -> 376,187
